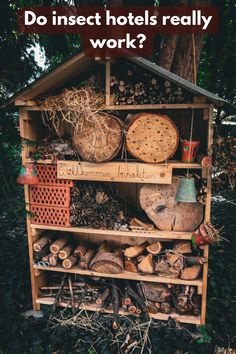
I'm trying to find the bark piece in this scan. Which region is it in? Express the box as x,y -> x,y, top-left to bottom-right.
140,177 -> 203,232
142,282 -> 171,302
185,256 -> 208,266
73,113 -> 123,163
146,242 -> 163,255
137,254 -> 154,274
111,280 -> 120,330
126,113 -> 179,163
124,242 -> 147,258
173,241 -> 192,254
125,258 -> 138,273
96,287 -> 110,305
50,237 -> 68,254
181,265 -> 202,280
74,242 -> 88,258
160,302 -> 172,314
62,255 -> 78,269
147,300 -> 159,314
90,252 -> 124,274
79,249 -> 94,269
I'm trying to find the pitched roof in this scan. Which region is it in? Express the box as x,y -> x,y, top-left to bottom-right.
1,51 -> 227,108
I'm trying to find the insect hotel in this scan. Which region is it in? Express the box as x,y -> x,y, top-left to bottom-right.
11,53 -> 226,326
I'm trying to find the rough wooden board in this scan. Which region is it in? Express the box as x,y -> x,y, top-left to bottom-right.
73,113 -> 123,162
36,297 -> 201,324
139,176 -> 203,231
57,161 -> 173,184
126,113 -> 179,163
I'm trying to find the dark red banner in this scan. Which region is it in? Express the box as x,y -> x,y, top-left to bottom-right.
18,6 -> 219,57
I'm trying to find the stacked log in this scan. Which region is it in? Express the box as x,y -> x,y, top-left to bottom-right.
39,275 -> 201,318
110,66 -> 193,105
33,235 -> 206,281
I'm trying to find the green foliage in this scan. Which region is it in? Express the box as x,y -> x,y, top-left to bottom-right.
196,326 -> 212,344
198,0 -> 236,107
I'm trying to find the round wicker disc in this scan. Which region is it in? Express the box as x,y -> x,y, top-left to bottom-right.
126,113 -> 179,163
73,113 -> 123,162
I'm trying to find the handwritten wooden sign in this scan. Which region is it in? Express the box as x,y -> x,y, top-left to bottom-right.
57,161 -> 172,184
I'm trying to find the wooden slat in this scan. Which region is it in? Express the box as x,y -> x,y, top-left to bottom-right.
57,161 -> 173,184
23,103 -> 210,111
35,298 -> 201,325
33,264 -> 202,287
26,158 -> 202,170
20,108 -> 41,310
15,99 -> 38,106
30,224 -> 193,240
201,104 -> 214,325
105,103 -> 210,110
105,59 -> 111,106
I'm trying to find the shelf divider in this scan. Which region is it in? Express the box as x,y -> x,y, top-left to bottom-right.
33,264 -> 203,288
35,297 -> 201,325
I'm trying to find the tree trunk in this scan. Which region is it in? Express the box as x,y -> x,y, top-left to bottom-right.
157,0 -> 211,82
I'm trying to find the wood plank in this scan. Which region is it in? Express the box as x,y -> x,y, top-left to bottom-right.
57,160 -> 173,184
33,264 -> 202,287
20,108 -> 39,310
15,99 -> 38,106
200,104 -> 214,325
26,158 -> 202,170
30,224 -> 193,240
105,59 -> 111,106
23,103 -> 210,111
35,298 -> 201,325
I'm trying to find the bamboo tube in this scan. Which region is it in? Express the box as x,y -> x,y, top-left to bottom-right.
74,242 -> 88,258
62,255 -> 78,269
33,236 -> 50,252
58,245 -> 74,260
50,237 -> 68,254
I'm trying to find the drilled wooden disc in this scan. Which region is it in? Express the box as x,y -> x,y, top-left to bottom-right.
139,177 -> 203,232
73,113 -> 123,162
126,113 -> 179,163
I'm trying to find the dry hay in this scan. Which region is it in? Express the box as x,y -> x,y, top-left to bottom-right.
39,87 -> 106,139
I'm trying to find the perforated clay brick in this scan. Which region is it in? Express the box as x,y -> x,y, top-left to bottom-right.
30,185 -> 71,207
30,205 -> 71,227
36,164 -> 73,187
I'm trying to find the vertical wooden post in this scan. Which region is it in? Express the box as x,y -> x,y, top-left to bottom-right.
105,58 -> 111,106
19,108 -> 40,310
201,104 -> 214,324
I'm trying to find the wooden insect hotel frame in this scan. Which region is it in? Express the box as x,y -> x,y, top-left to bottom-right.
10,52 -> 227,326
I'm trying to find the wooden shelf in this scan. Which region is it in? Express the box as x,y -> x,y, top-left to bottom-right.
26,158 -> 202,170
104,103 -> 209,110
22,103 -> 209,111
33,264 -> 202,289
36,297 -> 201,325
31,224 -> 193,241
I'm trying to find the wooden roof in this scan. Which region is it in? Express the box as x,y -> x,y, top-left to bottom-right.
2,51 -> 227,108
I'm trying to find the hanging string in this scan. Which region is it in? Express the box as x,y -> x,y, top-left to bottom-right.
186,34 -> 197,179
186,109 -> 194,179
192,33 -> 197,85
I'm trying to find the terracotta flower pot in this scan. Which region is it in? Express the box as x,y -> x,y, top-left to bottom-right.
181,140 -> 200,163
191,223 -> 215,246
17,164 -> 39,185
191,228 -> 208,246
